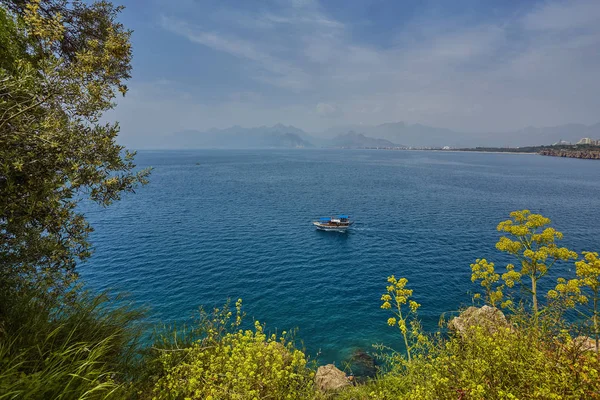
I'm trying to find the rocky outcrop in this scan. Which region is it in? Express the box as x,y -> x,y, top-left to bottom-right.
539,149 -> 600,160
347,350 -> 377,379
573,336 -> 599,352
315,364 -> 351,392
448,306 -> 509,338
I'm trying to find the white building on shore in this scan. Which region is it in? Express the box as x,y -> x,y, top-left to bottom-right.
576,138 -> 600,145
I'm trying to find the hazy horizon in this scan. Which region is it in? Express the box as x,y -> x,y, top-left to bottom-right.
156,120 -> 600,137
125,120 -> 600,150
107,0 -> 600,148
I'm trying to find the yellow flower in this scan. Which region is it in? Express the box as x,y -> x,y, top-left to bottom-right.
409,300 -> 421,312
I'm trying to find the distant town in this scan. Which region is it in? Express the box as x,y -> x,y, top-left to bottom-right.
330,137 -> 600,161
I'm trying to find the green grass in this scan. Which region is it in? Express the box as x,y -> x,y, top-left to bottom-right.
0,286 -> 144,399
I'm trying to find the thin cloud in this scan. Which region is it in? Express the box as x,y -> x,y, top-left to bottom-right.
113,0 -> 600,143
316,102 -> 342,118
160,15 -> 312,91
522,0 -> 600,31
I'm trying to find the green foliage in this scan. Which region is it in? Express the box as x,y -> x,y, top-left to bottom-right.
338,315 -> 600,400
0,7 -> 24,71
495,210 -> 577,313
573,252 -> 600,351
0,2 -> 152,396
142,299 -> 246,380
0,0 -> 150,300
140,300 -> 315,400
380,276 -> 421,361
549,251 -> 600,352
471,258 -> 505,307
412,323 -> 598,400
468,210 -> 577,313
0,286 -> 144,399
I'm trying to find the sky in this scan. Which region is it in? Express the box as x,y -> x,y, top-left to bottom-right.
108,0 -> 600,147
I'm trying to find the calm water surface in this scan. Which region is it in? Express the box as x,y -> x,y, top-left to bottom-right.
79,150 -> 600,363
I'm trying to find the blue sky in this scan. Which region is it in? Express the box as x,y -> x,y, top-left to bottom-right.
109,0 -> 600,146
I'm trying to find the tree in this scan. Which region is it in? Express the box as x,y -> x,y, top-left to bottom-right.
0,0 -> 149,308
495,210 -> 577,314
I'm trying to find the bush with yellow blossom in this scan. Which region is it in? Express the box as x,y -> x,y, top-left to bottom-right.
470,258 -> 505,307
142,300 -> 315,400
549,251 -> 600,353
495,210 -> 577,313
337,319 -> 600,400
574,251 -> 600,352
380,276 -> 421,361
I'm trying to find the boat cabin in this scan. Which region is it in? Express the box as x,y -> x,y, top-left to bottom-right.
317,215 -> 351,227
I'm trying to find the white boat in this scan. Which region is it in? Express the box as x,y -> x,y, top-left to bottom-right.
313,215 -> 353,231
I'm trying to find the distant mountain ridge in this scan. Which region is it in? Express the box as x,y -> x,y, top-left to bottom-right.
330,131 -> 404,148
159,122 -> 600,149
165,124 -> 313,149
324,122 -> 463,147
324,122 -> 600,148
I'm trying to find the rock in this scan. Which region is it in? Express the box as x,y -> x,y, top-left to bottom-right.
347,350 -> 377,379
315,364 -> 351,392
539,149 -> 600,160
448,305 -> 509,338
573,336 -> 599,352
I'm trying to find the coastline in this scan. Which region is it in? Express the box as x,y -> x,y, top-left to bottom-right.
433,150 -> 537,155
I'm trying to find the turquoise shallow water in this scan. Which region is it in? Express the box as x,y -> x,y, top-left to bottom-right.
79,149 -> 600,363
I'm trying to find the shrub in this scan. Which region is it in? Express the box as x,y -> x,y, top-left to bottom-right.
142,300 -> 315,400
337,317 -> 600,399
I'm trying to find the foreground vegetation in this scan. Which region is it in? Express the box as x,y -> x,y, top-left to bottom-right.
3,1 -> 600,399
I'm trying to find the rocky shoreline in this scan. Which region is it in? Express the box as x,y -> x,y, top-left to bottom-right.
539,149 -> 600,160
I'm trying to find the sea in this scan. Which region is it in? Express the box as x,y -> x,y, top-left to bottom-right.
78,149 -> 600,364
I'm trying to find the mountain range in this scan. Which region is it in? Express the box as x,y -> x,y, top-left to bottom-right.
167,124 -> 314,149
329,131 -> 402,148
159,122 -> 600,149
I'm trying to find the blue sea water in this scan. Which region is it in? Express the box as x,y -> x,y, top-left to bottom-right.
79,149 -> 600,363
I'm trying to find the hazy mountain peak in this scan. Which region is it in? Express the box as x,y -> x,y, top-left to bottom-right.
378,121 -> 405,127
165,124 -> 313,149
330,131 -> 403,148
157,121 -> 600,150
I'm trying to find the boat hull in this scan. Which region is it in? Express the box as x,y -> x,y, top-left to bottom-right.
313,222 -> 352,232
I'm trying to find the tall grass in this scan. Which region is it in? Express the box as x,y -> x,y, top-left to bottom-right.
0,285 -> 145,399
